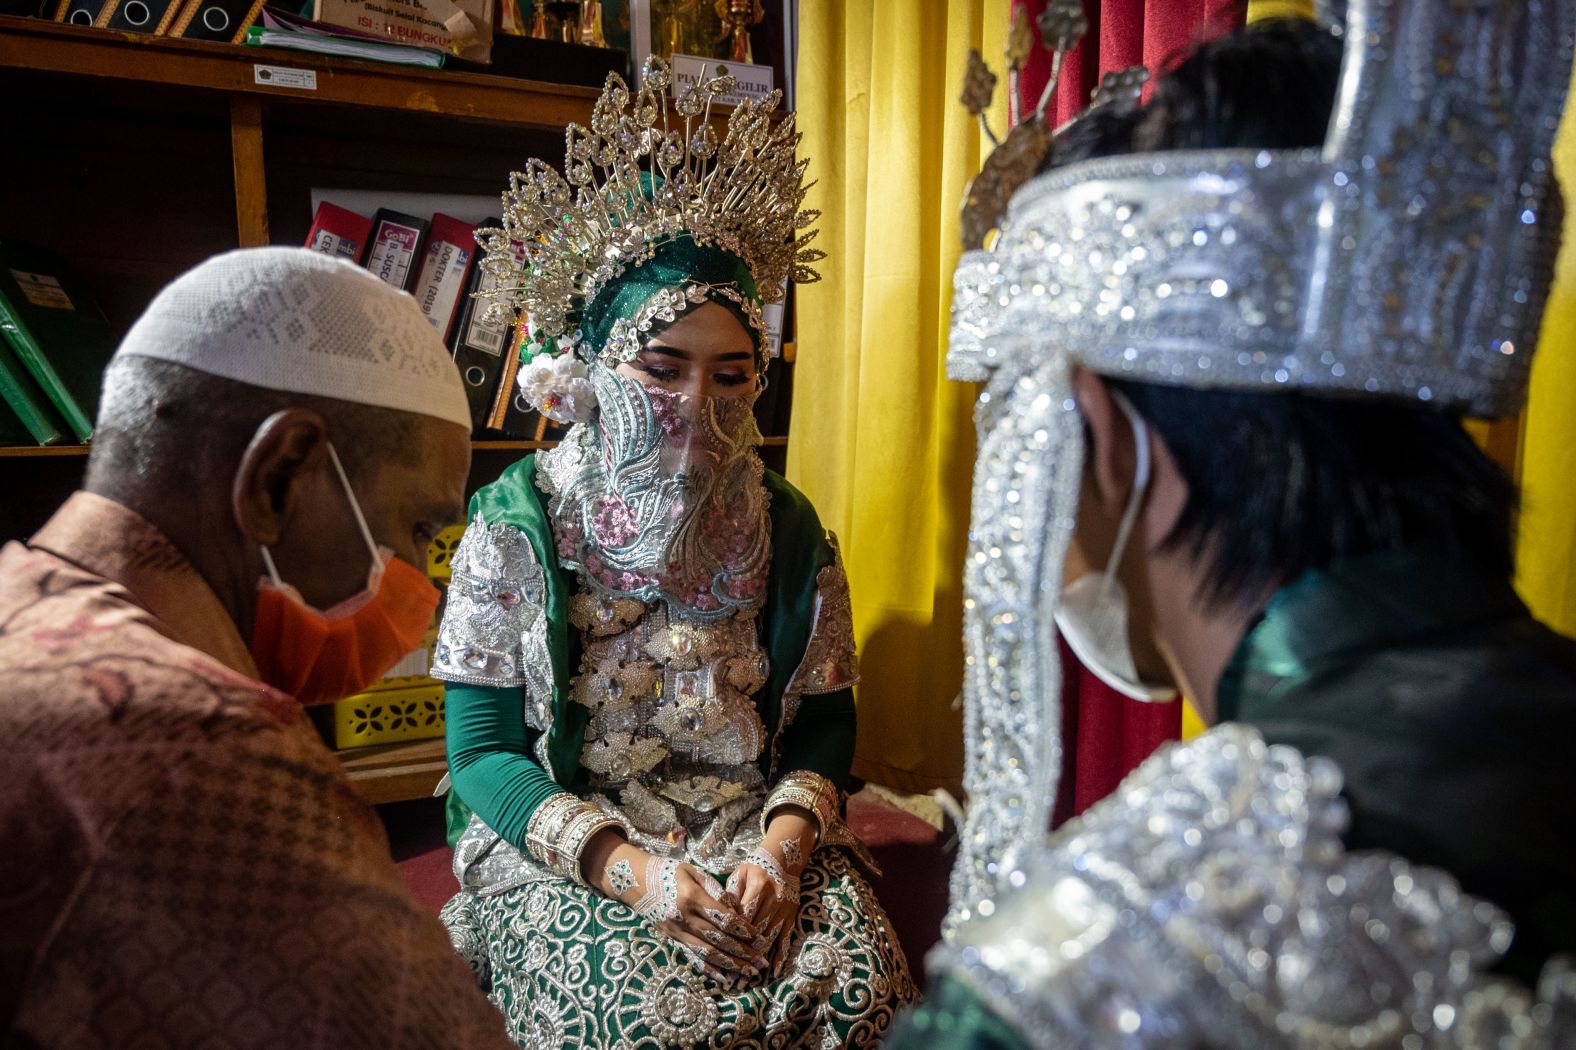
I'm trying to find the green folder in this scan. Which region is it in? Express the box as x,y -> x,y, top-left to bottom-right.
0,402 -> 35,447
0,337 -> 68,446
0,242 -> 118,443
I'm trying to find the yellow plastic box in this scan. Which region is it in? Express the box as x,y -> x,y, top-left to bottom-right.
331,681 -> 446,749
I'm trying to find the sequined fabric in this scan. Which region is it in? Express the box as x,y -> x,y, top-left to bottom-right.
950,0 -> 1575,417
432,515 -> 554,732
945,350 -> 1084,937
928,725 -> 1576,1048
538,365 -> 771,620
442,847 -> 915,1049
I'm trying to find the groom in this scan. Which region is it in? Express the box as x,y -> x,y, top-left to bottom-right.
895,8 -> 1576,1048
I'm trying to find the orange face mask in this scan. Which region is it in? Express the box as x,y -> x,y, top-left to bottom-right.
249,445 -> 441,705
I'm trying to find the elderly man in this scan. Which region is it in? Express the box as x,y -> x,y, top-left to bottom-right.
0,248 -> 512,1047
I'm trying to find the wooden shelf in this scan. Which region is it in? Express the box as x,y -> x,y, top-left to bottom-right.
0,444 -> 91,457
471,439 -> 553,450
1,436 -> 786,457
334,738 -> 448,806
0,15 -> 600,130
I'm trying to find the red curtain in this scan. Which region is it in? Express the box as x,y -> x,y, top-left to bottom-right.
1019,0 -> 1243,125
1008,0 -> 1244,825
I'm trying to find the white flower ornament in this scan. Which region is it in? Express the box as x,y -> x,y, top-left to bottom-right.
517,331 -> 595,424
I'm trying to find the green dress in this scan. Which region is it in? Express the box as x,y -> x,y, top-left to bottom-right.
434,455 -> 915,1048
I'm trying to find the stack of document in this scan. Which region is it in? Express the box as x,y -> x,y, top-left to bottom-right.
244,6 -> 445,68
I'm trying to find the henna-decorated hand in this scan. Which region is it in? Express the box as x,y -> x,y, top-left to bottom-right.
727,810 -> 814,977
592,837 -> 768,983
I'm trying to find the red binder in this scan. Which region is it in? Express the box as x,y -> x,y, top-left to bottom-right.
305,202 -> 374,262
409,213 -> 477,344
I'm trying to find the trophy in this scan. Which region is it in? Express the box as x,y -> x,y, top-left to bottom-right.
714,0 -> 762,64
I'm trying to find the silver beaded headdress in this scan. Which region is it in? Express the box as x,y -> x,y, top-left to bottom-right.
951,1 -> 1572,416
944,0 -> 1575,938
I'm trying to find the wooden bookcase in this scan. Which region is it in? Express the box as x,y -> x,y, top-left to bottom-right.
0,14 -> 793,802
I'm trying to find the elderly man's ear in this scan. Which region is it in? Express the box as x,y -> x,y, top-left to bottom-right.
230,409 -> 332,548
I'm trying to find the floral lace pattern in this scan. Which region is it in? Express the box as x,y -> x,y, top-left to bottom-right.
538,365 -> 771,620
441,847 -> 915,1049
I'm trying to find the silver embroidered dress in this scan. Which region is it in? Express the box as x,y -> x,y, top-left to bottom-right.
433,400 -> 913,1047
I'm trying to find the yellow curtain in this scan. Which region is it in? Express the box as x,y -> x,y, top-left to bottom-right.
1517,68 -> 1576,638
1245,0 -> 1313,19
789,1 -> 1008,795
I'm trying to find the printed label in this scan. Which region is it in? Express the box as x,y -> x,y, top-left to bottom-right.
10,270 -> 73,311
764,301 -> 785,358
669,54 -> 774,105
367,223 -> 422,289
416,241 -> 473,330
253,65 -> 318,91
464,270 -> 509,356
309,230 -> 361,260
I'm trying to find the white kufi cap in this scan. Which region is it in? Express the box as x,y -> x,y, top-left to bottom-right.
116,247 -> 471,429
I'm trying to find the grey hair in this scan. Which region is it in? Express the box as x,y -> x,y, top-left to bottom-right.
86,356 -> 426,495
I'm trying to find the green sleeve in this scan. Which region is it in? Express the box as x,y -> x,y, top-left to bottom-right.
885,976 -> 1031,1050
774,686 -> 857,789
444,682 -> 566,851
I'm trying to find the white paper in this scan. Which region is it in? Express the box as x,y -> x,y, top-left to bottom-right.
670,53 -> 775,105
253,65 -> 318,91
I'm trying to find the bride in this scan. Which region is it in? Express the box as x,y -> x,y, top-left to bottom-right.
431,58 -> 914,1048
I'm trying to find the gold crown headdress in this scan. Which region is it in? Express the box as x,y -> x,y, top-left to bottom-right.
475,57 -> 822,346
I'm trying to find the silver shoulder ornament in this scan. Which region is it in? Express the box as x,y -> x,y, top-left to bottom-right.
431,512 -> 555,731
781,533 -> 860,720
930,725 -> 1576,1049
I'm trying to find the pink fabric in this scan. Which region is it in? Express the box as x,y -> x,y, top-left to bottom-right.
1012,0 -> 1244,824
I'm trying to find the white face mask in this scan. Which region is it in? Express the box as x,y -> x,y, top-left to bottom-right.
1054,392 -> 1179,703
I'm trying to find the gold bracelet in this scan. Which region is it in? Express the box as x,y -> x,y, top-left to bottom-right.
525,793 -> 623,885
762,770 -> 839,842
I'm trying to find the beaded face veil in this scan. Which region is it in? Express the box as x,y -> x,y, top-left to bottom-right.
944,0 -> 1575,934
478,57 -> 819,618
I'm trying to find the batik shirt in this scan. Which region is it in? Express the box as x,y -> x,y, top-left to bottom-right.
0,492 -> 512,1049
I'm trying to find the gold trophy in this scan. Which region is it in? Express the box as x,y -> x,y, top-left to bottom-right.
652,0 -> 698,59
578,0 -> 606,47
714,0 -> 762,64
